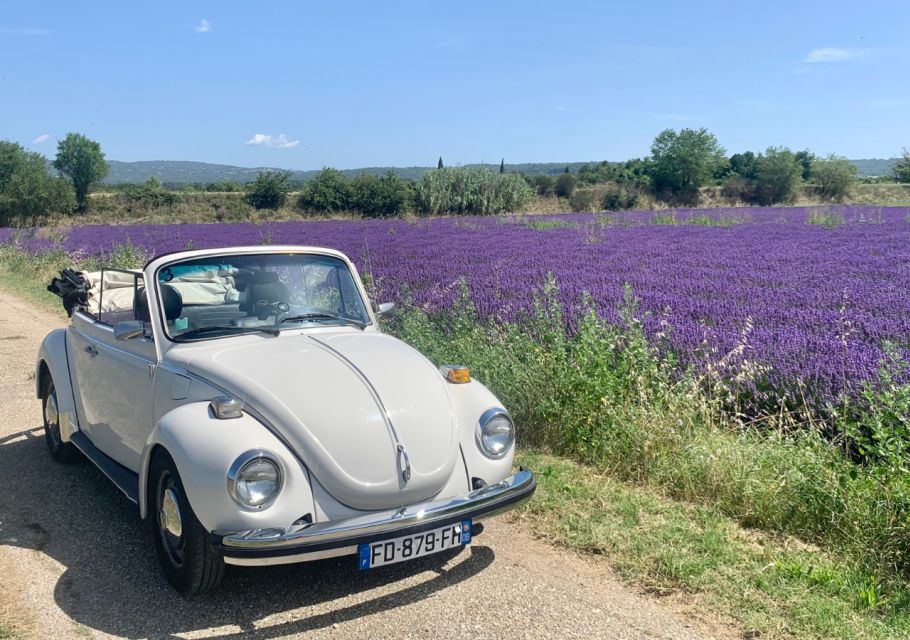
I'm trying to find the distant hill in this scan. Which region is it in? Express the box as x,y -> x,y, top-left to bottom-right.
104,158 -> 899,185
849,158 -> 898,178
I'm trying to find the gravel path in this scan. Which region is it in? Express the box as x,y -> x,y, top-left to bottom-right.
0,289 -> 733,640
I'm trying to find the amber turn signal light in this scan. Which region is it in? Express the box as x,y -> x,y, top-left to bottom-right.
439,364 -> 471,384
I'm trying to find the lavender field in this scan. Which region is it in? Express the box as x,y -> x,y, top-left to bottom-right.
3,204 -> 909,411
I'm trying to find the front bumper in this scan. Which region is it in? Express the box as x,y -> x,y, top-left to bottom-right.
211,468 -> 535,566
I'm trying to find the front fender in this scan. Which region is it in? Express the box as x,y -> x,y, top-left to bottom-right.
446,379 -> 516,487
36,328 -> 79,442
138,402 -> 316,534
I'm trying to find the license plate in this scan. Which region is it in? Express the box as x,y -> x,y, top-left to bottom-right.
358,519 -> 472,570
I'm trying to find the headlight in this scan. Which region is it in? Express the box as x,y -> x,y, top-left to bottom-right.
227,450 -> 283,509
476,408 -> 515,459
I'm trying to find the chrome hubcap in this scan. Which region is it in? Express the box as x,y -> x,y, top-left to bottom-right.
159,487 -> 183,539
44,391 -> 60,444
45,392 -> 59,428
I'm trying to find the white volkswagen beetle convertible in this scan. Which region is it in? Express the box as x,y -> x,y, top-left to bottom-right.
36,246 -> 535,594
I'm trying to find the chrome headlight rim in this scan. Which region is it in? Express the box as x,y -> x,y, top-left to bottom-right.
475,407 -> 515,459
227,449 -> 284,510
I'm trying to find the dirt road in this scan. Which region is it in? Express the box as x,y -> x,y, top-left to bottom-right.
0,290 -> 729,639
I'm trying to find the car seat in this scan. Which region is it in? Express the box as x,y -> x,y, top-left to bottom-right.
135,285 -> 184,323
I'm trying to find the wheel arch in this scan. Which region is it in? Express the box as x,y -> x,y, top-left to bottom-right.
36,328 -> 80,442
138,402 -> 316,534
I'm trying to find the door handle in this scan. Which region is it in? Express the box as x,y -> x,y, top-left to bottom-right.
84,345 -> 99,357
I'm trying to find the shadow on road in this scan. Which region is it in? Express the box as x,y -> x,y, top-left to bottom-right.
0,427 -> 496,638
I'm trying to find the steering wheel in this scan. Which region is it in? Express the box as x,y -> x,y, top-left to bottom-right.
253,300 -> 290,320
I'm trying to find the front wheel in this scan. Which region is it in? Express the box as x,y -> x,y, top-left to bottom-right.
42,378 -> 79,463
150,450 -> 225,594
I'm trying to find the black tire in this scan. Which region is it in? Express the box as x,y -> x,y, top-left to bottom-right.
41,378 -> 79,463
149,449 -> 225,594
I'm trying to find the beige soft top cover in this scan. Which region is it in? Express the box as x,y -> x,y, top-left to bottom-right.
82,269 -> 239,315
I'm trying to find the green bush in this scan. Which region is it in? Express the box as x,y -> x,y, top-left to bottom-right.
121,177 -> 178,208
532,174 -> 554,196
352,172 -> 411,218
601,182 -> 641,211
205,179 -> 243,192
244,170 -> 292,210
297,168 -> 353,213
751,147 -> 802,206
0,140 -> 76,225
554,173 -> 576,198
810,155 -> 858,202
569,187 -> 604,212
414,167 -> 532,216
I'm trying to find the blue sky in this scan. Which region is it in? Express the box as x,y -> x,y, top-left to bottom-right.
2,1 -> 908,169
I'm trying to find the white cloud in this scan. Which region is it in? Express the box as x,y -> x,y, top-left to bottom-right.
0,26 -> 50,36
32,134 -> 50,144
803,47 -> 867,63
246,133 -> 300,149
195,19 -> 212,33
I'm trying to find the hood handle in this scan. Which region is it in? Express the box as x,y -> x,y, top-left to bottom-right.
397,444 -> 412,483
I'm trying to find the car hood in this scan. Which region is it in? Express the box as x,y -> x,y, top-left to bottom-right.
175,331 -> 459,511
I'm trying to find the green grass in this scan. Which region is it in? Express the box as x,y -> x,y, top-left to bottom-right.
0,624 -> 18,640
520,451 -> 910,639
0,241 -> 147,315
0,244 -> 72,314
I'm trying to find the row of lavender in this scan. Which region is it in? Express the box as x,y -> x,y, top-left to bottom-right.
3,205 -> 909,411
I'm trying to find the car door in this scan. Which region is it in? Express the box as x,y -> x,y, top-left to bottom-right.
67,269 -> 155,472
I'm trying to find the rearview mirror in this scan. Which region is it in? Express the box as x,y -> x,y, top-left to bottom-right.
114,320 -> 145,341
376,302 -> 396,318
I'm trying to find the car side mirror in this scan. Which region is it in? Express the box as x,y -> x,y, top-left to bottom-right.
376,302 -> 396,318
114,320 -> 145,341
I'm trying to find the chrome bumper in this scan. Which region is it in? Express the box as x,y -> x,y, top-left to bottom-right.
212,468 -> 535,566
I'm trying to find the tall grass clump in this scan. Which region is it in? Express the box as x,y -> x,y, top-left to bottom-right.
414,167 -> 533,216
387,277 -> 910,579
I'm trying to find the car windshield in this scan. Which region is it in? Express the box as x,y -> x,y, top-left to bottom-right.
156,252 -> 371,340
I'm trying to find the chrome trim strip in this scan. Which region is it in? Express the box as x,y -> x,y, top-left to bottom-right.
224,545 -> 358,567
215,469 -> 534,554
226,449 -> 285,510
475,408 -> 515,460
307,335 -> 412,482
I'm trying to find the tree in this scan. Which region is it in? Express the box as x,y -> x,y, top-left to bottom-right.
794,149 -> 816,181
893,149 -> 910,184
298,167 -> 353,213
650,128 -> 725,204
437,157 -> 444,169
244,170 -> 292,210
752,147 -> 802,206
0,141 -> 75,225
810,155 -> 858,201
554,173 -> 576,198
729,151 -> 757,179
52,133 -> 109,211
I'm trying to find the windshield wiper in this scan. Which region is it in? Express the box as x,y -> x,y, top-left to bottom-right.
176,325 -> 280,340
280,313 -> 366,329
